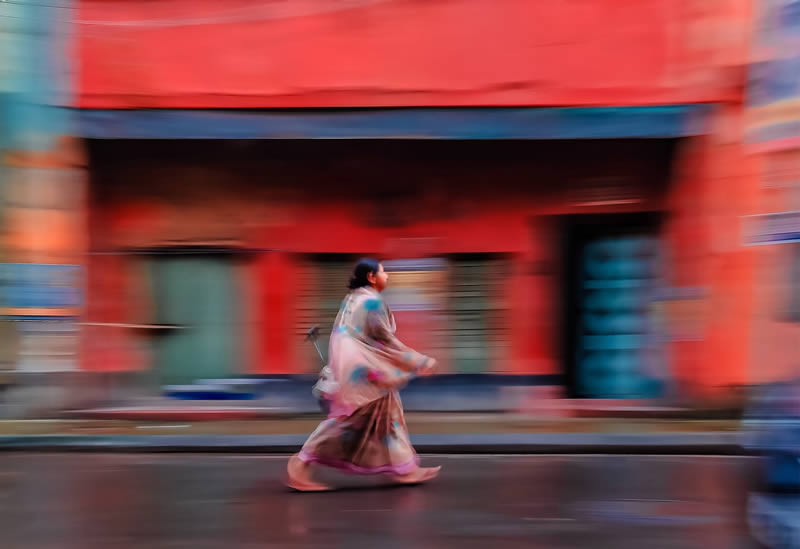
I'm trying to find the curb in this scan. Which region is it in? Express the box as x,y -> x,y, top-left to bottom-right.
0,432 -> 747,455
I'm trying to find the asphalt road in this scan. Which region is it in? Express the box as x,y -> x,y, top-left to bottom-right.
0,453 -> 763,549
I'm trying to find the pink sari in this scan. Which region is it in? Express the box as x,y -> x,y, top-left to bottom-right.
299,287 -> 433,475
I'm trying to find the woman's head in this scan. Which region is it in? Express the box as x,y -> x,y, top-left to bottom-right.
348,258 -> 388,292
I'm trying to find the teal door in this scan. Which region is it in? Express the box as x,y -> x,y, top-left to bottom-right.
148,257 -> 240,386
576,235 -> 661,398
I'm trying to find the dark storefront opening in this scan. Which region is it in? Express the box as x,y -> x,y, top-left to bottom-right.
87,138 -> 678,381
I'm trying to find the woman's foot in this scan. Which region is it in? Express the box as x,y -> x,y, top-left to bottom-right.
286,454 -> 331,492
391,466 -> 441,485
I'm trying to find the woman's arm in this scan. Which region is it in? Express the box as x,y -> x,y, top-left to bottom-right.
365,301 -> 436,374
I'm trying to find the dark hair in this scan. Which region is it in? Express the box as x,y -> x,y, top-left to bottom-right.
348,258 -> 381,290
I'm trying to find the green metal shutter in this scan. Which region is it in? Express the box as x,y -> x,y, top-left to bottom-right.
148,256 -> 240,386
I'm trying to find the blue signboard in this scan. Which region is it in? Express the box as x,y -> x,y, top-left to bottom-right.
747,0 -> 800,149
0,263 -> 81,311
744,211 -> 800,245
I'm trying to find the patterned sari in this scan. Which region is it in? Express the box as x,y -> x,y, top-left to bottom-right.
299,287 -> 433,475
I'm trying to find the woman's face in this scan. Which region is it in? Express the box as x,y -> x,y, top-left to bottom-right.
367,263 -> 389,292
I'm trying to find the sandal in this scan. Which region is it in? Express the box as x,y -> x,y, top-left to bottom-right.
286,454 -> 331,492
392,466 -> 441,485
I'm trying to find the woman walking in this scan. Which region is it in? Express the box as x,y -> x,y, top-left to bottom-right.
286,258 -> 441,491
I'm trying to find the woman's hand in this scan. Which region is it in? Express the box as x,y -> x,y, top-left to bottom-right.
417,357 -> 437,377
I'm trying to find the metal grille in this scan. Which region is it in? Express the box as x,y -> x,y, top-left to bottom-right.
294,257 -> 354,373
446,257 -> 511,373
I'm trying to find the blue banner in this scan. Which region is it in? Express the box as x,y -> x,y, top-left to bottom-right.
0,263 -> 81,311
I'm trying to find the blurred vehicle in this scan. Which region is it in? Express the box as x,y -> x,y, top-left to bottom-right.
742,378 -> 800,548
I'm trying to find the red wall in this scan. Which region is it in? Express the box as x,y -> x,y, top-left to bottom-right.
77,0 -> 750,108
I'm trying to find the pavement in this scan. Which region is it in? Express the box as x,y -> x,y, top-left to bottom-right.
0,453 -> 764,548
0,414 -> 745,454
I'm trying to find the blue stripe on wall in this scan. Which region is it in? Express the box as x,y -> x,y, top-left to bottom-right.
75,105 -> 712,140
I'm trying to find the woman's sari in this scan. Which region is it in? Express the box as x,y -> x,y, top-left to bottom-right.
300,287 -> 433,475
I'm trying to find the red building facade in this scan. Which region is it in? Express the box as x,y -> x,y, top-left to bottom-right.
74,0 -> 764,401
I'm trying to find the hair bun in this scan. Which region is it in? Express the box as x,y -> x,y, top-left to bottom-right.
347,258 -> 381,290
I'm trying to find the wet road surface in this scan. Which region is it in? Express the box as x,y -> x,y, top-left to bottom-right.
0,454 -> 761,548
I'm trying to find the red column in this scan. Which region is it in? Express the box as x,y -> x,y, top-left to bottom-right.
508,219 -> 559,376
254,252 -> 296,373
665,105 -> 759,398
